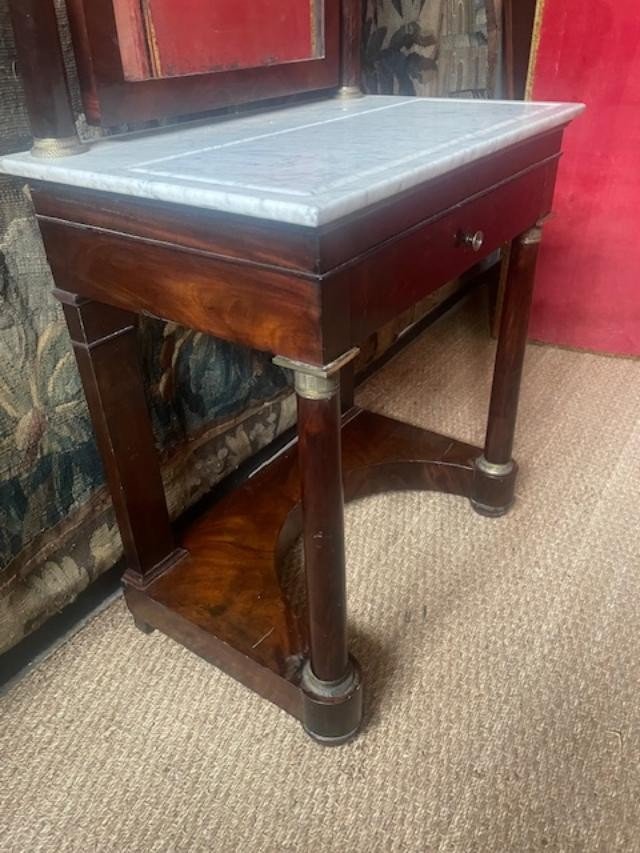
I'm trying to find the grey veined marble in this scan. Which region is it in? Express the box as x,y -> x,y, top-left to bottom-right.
0,96 -> 583,227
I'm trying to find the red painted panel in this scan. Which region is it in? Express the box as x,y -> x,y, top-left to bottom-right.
529,0 -> 640,356
133,0 -> 318,79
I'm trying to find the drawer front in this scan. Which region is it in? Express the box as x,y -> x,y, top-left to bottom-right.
342,159 -> 559,346
318,131 -> 564,272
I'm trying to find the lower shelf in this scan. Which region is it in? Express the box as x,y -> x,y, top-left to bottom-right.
124,408 -> 481,720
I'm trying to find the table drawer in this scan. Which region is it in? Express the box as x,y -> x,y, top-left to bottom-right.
343,159 -> 558,345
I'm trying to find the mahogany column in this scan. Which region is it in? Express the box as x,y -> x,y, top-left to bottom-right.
8,0 -> 86,157
471,223 -> 543,516
339,0 -> 363,97
274,350 -> 363,744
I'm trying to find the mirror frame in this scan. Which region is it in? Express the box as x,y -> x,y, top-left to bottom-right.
67,0 -> 341,126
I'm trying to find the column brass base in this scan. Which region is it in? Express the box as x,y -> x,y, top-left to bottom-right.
336,85 -> 364,99
301,657 -> 363,745
31,135 -> 88,159
470,456 -> 518,517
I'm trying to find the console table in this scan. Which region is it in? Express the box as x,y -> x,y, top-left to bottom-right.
2,0 -> 582,745
0,0 -> 582,744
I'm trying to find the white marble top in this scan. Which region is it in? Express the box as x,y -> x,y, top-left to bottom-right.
0,96 -> 583,227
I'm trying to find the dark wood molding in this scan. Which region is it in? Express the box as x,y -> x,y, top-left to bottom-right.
42,220 -> 333,365
339,159 -> 557,347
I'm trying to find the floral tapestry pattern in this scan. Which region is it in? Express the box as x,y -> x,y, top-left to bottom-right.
363,0 -> 495,98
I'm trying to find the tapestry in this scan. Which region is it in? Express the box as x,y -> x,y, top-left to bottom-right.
363,0 -> 495,98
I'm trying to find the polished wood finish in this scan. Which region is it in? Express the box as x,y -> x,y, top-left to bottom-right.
9,0 -> 347,130
55,290 -> 183,587
8,0 -> 77,143
31,182 -> 320,274
64,0 -> 103,121
484,225 -> 542,466
297,390 -> 349,683
470,224 -> 542,516
39,217 -> 349,367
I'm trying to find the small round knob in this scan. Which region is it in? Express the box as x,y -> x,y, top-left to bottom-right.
462,230 -> 485,252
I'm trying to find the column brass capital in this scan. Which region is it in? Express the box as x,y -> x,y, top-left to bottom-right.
273,348 -> 360,400
475,455 -> 515,478
521,223 -> 544,246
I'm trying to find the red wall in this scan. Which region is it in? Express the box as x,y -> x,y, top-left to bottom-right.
529,0 -> 640,356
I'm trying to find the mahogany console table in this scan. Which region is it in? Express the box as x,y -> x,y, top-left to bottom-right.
1,92 -> 582,744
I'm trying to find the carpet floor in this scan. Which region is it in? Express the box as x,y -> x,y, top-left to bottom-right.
2,293 -> 639,852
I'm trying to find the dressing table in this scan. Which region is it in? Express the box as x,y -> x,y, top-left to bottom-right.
3,0 -> 582,744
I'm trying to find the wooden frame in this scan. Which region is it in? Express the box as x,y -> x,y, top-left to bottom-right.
66,0 -> 342,126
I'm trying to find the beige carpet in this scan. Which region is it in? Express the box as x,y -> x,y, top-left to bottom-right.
2,293 -> 639,852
